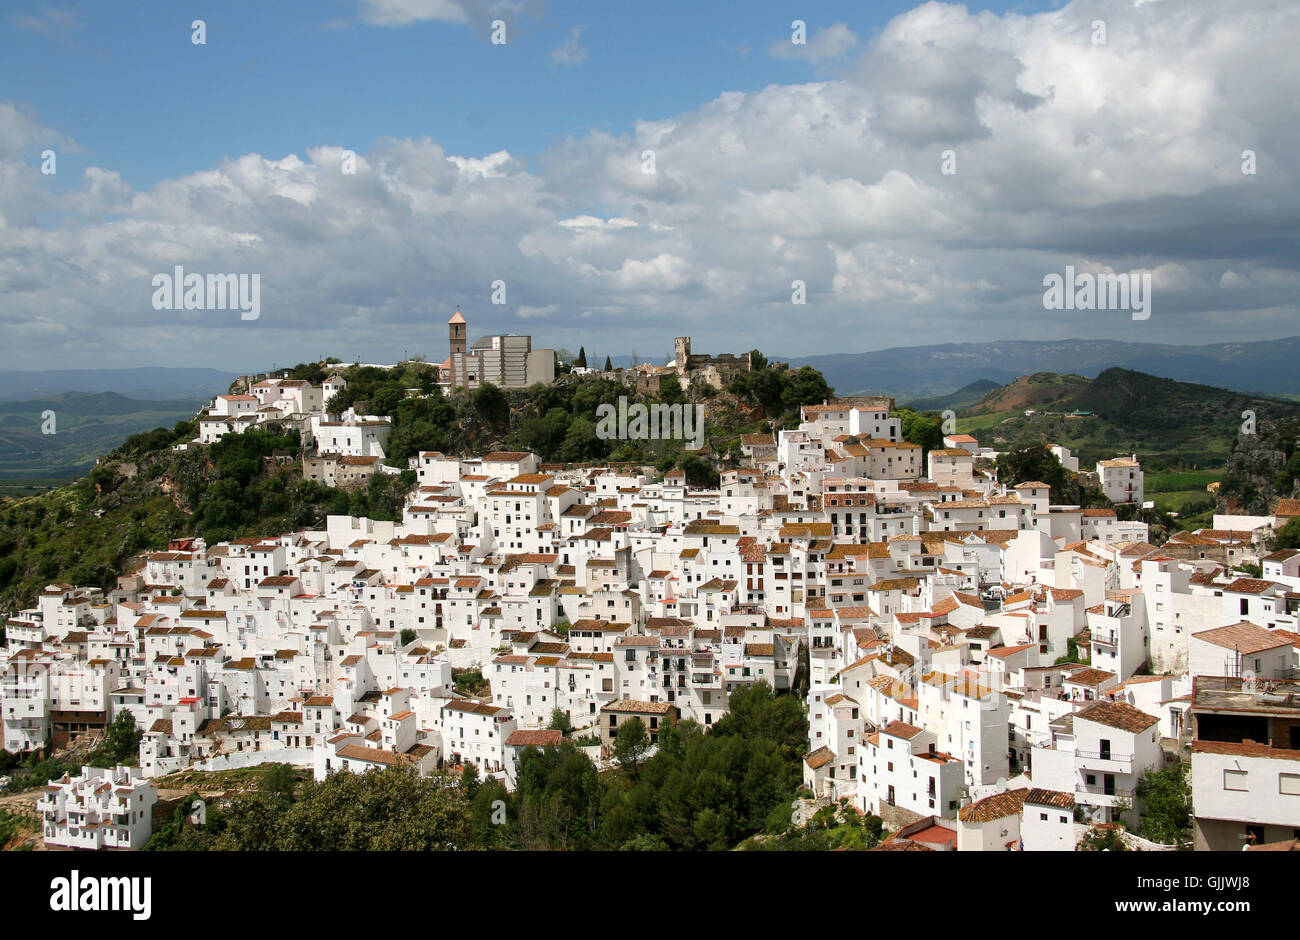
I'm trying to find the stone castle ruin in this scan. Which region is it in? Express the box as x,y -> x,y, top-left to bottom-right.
671,336 -> 755,390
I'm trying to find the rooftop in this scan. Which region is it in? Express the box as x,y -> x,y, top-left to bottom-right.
1192,676 -> 1300,715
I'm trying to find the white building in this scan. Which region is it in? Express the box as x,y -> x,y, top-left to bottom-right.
1030,699 -> 1162,825
37,765 -> 157,850
1188,622 -> 1295,682
860,719 -> 965,819
1097,456 -> 1143,506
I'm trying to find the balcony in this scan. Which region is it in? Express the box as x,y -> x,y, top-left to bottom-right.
1076,783 -> 1134,803
1075,749 -> 1134,772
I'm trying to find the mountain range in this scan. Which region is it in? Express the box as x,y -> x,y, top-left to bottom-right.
0,366 -> 238,402
0,391 -> 203,479
788,336 -> 1300,401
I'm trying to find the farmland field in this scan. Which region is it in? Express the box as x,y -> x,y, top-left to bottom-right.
1145,470 -> 1224,493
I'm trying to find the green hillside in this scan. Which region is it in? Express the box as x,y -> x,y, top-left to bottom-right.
954,368 -> 1300,471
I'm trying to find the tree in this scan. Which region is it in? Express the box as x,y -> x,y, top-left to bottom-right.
603,355 -> 613,372
515,741 -> 601,850
259,763 -> 298,809
613,717 -> 649,778
471,383 -> 509,429
620,832 -> 669,850
273,766 -> 475,851
781,366 -> 831,413
400,628 -> 417,647
896,409 -> 943,456
102,710 -> 142,764
559,416 -> 605,463
1272,517 -> 1300,551
461,762 -> 480,800
1136,765 -> 1191,846
675,452 -> 718,488
471,776 -> 514,848
997,444 -> 1077,504
144,792 -> 222,850
727,358 -> 831,423
548,709 -> 572,734
575,346 -> 588,368
370,385 -> 404,416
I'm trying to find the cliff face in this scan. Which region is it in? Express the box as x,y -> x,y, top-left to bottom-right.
1218,417 -> 1300,516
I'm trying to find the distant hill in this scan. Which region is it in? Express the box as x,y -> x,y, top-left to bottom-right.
788,336 -> 1300,400
0,391 -> 202,479
967,373 -> 1092,414
0,367 -> 237,402
904,379 -> 1001,413
954,368 -> 1300,469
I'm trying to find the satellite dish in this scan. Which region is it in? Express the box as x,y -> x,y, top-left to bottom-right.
994,776 -> 1008,793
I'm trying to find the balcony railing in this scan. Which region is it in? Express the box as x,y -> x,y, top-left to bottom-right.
1075,748 -> 1133,763
1076,784 -> 1134,801
1071,748 -> 1133,769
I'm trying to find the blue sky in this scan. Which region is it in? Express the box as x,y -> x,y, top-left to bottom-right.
7,0 -> 1058,190
2,0 -> 1297,372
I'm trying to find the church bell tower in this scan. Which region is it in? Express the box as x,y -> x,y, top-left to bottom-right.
449,308 -> 467,357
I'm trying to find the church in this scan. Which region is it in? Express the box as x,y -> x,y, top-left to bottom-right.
437,309 -> 556,390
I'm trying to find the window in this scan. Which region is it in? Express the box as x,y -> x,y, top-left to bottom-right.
1224,769 -> 1248,791
1280,773 -> 1300,796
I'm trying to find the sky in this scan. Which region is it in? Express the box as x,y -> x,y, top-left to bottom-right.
1,0 -> 1297,372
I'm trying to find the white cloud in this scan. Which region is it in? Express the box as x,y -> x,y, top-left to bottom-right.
552,26 -> 589,67
447,150 -> 516,179
356,0 -> 471,26
356,0 -> 537,31
557,216 -> 637,231
12,4 -> 78,37
2,0 -> 1299,369
770,23 -> 859,63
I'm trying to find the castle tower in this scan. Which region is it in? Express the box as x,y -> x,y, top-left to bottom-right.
449,308 -> 467,357
673,336 -> 691,371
